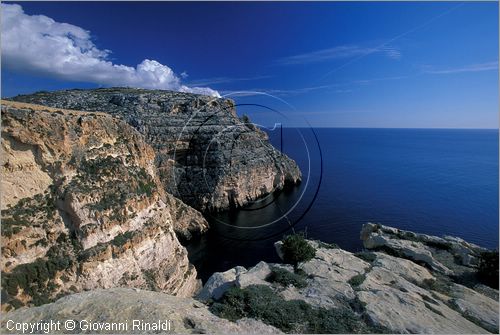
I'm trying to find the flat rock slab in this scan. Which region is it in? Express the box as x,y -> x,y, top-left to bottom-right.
1,288 -> 281,334
202,233 -> 498,334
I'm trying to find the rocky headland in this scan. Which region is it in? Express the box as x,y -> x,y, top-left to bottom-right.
2,220 -> 497,333
9,88 -> 302,212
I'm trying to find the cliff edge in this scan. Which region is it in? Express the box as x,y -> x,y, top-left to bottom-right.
10,88 -> 302,212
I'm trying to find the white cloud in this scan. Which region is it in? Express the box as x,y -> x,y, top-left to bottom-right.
1,4 -> 219,97
276,44 -> 401,65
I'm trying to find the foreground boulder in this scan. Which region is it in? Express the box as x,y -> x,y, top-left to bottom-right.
360,223 -> 490,275
201,230 -> 498,333
0,101 -> 205,311
0,288 -> 281,334
10,88 -> 302,212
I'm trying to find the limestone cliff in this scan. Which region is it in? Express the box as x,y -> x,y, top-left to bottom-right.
10,88 -> 302,212
0,100 -> 202,311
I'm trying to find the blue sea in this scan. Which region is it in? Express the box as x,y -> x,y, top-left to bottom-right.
187,128 -> 499,282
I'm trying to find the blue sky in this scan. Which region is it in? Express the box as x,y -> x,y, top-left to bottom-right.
1,2 -> 498,128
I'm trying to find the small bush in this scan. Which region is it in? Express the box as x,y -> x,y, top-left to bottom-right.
266,267 -> 307,288
240,114 -> 250,124
477,251 -> 499,289
281,233 -> 316,268
112,231 -> 135,247
1,253 -> 72,303
210,286 -> 248,321
348,274 -> 366,287
425,240 -> 453,251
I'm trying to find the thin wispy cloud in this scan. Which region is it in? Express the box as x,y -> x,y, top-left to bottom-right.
424,61 -> 498,74
353,74 -> 415,85
276,44 -> 401,65
187,75 -> 273,86
289,109 -> 370,116
266,84 -> 344,95
316,3 -> 465,81
223,73 -> 412,97
1,3 -> 219,97
222,83 -> 347,97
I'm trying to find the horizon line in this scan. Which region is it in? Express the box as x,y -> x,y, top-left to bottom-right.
274,126 -> 499,130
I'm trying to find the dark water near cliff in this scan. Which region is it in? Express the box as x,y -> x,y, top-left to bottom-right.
187,128 -> 499,282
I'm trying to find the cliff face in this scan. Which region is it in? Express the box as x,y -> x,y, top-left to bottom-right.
11,88 -> 302,212
0,101 -> 201,311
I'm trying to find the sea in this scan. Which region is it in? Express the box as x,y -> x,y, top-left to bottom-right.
187,128 -> 499,282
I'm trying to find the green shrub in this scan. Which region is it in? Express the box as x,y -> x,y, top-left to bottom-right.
135,169 -> 156,197
210,285 -> 380,333
1,190 -> 58,238
266,267 -> 307,288
281,233 -> 316,268
240,114 -> 250,124
143,270 -> 158,291
477,251 -> 499,289
8,298 -> 24,309
348,274 -> 366,287
210,286 -> 248,321
112,231 -> 135,247
425,240 -> 453,251
1,254 -> 71,300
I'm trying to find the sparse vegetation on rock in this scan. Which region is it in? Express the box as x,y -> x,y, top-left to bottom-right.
477,250 -> 499,289
200,224 -> 498,334
210,285 -> 381,333
348,274 -> 366,287
266,267 -> 307,288
281,233 -> 316,268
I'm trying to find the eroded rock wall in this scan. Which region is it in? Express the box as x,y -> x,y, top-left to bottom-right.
1,101 -> 201,311
10,88 -> 302,212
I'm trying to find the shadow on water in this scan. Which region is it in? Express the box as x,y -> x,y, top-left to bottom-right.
186,186 -> 303,282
